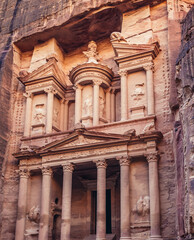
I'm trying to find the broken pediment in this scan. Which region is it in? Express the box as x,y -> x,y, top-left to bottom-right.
111,36 -> 160,63
18,57 -> 68,88
38,129 -> 129,153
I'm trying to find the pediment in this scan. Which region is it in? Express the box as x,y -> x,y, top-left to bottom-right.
111,41 -> 160,59
39,129 -> 128,153
18,57 -> 68,87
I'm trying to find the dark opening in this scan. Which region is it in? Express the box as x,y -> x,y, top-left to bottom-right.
91,189 -> 112,234
52,214 -> 61,240
55,197 -> 59,204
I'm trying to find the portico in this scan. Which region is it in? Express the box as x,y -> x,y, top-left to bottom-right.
14,126 -> 163,240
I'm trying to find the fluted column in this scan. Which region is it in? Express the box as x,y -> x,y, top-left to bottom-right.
45,87 -> 55,134
61,163 -> 74,240
119,70 -> 128,121
106,89 -> 111,123
74,84 -> 82,124
15,169 -> 29,240
23,92 -> 32,137
96,159 -> 107,240
39,167 -> 52,240
146,153 -> 162,240
93,80 -> 102,126
144,64 -> 155,115
118,156 -> 131,240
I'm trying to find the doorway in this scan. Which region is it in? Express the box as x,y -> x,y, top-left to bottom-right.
91,189 -> 112,234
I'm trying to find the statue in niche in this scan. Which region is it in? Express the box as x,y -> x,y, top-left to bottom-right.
135,196 -> 150,217
53,108 -> 59,125
28,205 -> 40,223
33,104 -> 45,124
83,97 -> 92,117
99,96 -> 105,118
131,83 -> 144,105
83,41 -> 100,64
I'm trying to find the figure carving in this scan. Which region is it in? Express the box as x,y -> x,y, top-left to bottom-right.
28,206 -> 40,223
83,97 -> 92,117
135,196 -> 150,217
142,122 -> 155,133
83,41 -> 100,63
110,32 -> 127,42
99,96 -> 105,118
131,83 -> 144,104
33,104 -> 45,124
53,108 -> 59,125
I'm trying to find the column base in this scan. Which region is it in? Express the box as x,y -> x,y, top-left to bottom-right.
149,235 -> 163,240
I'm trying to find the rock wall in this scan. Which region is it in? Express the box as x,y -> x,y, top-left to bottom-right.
0,0 -> 193,239
174,6 -> 194,239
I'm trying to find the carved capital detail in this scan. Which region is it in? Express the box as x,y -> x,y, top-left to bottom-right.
118,70 -> 128,77
93,79 -> 102,86
117,156 -> 130,166
41,166 -> 52,175
44,87 -> 56,94
62,163 -> 74,173
146,153 -> 158,163
73,83 -> 83,91
95,159 -> 107,169
143,63 -> 154,71
23,92 -> 32,98
18,168 -> 30,178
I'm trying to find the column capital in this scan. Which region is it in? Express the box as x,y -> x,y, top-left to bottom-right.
95,159 -> 107,168
93,79 -> 102,86
23,91 -> 32,98
118,70 -> 128,77
73,83 -> 83,90
117,155 -> 131,166
44,86 -> 56,94
146,152 -> 158,163
41,166 -> 52,175
62,163 -> 74,173
143,63 -> 154,71
18,168 -> 30,178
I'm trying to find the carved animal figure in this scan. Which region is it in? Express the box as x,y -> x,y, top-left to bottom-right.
28,206 -> 40,223
110,32 -> 127,42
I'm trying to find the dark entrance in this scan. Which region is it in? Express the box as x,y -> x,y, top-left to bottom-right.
91,189 -> 112,234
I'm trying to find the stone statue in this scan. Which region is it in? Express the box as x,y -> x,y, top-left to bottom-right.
136,196 -> 150,217
99,96 -> 105,118
33,104 -> 45,124
83,97 -> 92,117
53,108 -> 59,125
83,41 -> 100,63
28,206 -> 40,223
110,32 -> 127,42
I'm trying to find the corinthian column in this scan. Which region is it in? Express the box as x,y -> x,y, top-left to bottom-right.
39,167 -> 52,240
119,70 -> 128,121
61,163 -> 74,240
118,156 -> 131,240
15,169 -> 29,240
23,92 -> 32,137
93,80 -> 102,126
96,159 -> 107,240
45,87 -> 56,134
74,84 -> 82,124
144,64 -> 155,115
146,153 -> 163,240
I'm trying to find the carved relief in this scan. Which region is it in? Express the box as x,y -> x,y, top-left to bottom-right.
135,196 -> 150,217
83,41 -> 100,63
83,94 -> 93,117
53,108 -> 59,125
110,32 -> 127,42
131,83 -> 145,104
99,96 -> 105,118
28,206 -> 40,223
33,104 -> 45,124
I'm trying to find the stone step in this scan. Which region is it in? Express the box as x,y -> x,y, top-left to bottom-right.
84,234 -> 116,240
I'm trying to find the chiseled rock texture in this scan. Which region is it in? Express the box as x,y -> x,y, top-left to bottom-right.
0,0 -> 193,240
174,6 -> 194,239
